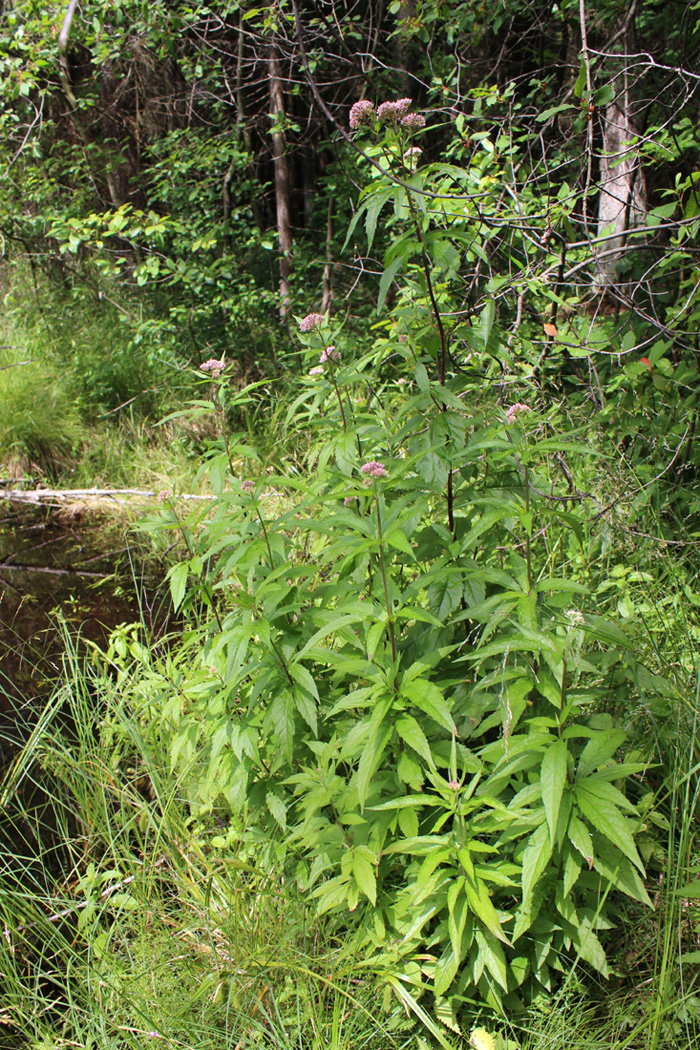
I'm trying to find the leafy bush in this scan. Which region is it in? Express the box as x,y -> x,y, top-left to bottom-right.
133,110 -> 668,1021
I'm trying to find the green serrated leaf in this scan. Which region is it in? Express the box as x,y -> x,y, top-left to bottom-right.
575,780 -> 643,873
401,679 -> 455,732
541,740 -> 568,843
353,850 -> 377,905
568,811 -> 594,868
521,822 -> 552,903
356,697 -> 393,808
266,791 -> 287,829
396,714 -> 435,766
576,729 -> 626,779
168,561 -> 189,610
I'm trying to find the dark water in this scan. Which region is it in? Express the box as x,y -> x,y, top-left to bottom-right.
0,501 -> 171,1046
0,500 -> 171,701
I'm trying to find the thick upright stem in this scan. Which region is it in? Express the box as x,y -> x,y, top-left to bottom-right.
374,490 -> 397,665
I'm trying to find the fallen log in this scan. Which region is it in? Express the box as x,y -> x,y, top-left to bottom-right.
0,487 -> 215,506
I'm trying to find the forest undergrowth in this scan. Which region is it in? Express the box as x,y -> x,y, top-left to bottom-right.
2,2 -> 700,1046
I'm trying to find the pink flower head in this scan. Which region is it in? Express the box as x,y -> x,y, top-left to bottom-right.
403,147 -> 423,160
241,479 -> 255,493
448,779 -> 460,790
308,365 -> 324,376
299,312 -> 326,332
199,358 -> 225,377
377,98 -> 412,123
157,489 -> 169,503
319,345 -> 340,364
401,113 -> 426,131
349,100 -> 375,129
343,497 -> 354,506
360,460 -> 388,478
505,402 -> 532,424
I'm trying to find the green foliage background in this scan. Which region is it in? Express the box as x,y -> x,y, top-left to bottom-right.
2,0 -> 700,1046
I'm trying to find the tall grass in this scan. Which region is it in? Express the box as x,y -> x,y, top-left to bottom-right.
0,265 -> 203,485
0,634 -> 417,1050
2,609 -> 699,1050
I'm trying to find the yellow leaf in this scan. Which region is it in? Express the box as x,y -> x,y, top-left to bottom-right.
470,1028 -> 496,1050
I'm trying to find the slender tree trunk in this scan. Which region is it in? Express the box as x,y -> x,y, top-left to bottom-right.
593,102 -> 646,292
269,40 -> 292,318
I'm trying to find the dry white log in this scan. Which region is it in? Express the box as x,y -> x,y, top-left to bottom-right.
0,487 -> 214,505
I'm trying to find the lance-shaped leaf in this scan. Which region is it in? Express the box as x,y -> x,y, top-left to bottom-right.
541,739 -> 568,843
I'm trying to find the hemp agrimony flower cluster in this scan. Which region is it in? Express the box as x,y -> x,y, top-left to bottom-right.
349,97 -> 426,133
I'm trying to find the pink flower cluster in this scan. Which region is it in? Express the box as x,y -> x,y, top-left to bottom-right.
403,147 -> 422,160
319,345 -> 340,364
199,358 -> 225,377
241,479 -> 255,493
505,402 -> 532,424
299,313 -> 326,332
349,100 -> 375,129
377,98 -> 412,122
360,460 -> 388,478
401,113 -> 426,130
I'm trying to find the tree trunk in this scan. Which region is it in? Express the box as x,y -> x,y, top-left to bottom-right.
593,102 -> 646,292
269,40 -> 292,318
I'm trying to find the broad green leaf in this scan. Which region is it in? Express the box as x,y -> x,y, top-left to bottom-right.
575,780 -> 644,873
474,927 -> 508,991
569,920 -> 609,976
447,876 -> 468,958
378,253 -> 408,313
384,528 -> 415,557
353,850 -> 377,905
402,680 -> 455,732
365,185 -> 394,251
428,575 -> 463,620
265,791 -> 287,829
541,740 -> 568,842
568,811 -> 594,868
481,299 -> 495,345
396,714 -> 435,766
576,729 -> 626,780
465,873 -> 510,945
562,841 -> 582,897
573,57 -> 587,98
269,692 -> 296,763
521,822 -> 552,903
434,945 -> 459,998
168,561 -> 189,610
356,697 -> 394,808
675,879 -> 700,898
366,619 -> 386,660
383,834 -> 450,855
288,661 -> 319,700
591,834 -> 652,905
293,686 -> 318,735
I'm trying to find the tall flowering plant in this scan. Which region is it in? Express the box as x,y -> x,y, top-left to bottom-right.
148,104 -> 655,1027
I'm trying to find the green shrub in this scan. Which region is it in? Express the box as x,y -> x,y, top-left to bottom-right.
133,109 -> 670,1021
